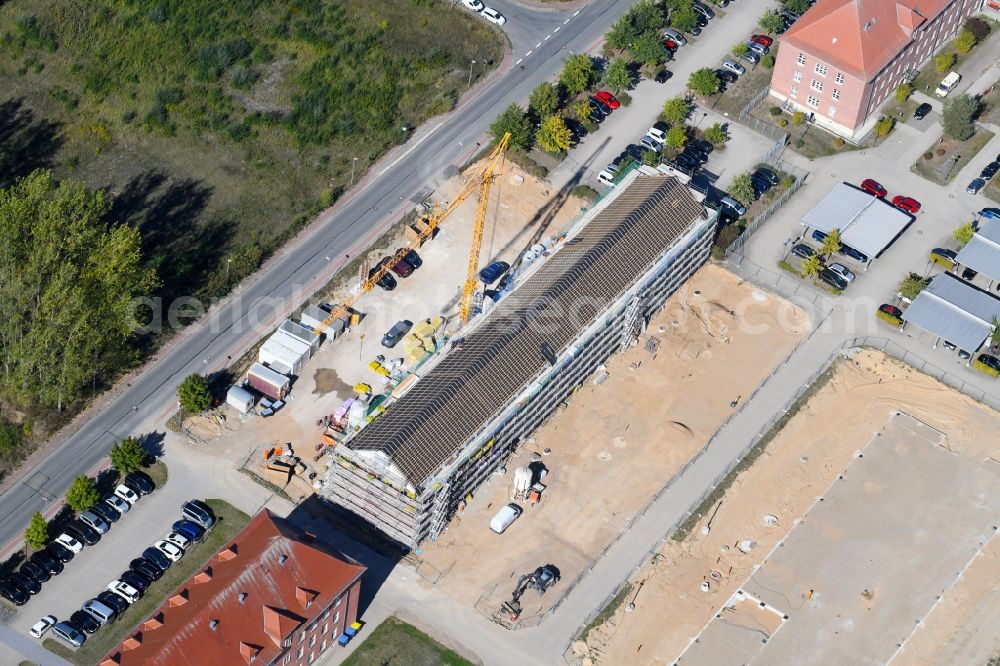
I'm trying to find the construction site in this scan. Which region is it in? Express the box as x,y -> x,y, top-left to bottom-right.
414,265 -> 809,623
576,349 -> 1000,666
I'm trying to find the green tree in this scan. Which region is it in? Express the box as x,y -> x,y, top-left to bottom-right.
560,54 -> 597,95
942,94 -> 978,141
898,273 -> 930,300
730,173 -> 757,207
630,31 -> 666,67
25,511 -> 49,550
535,116 -> 573,154
571,100 -> 592,123
991,317 -> 1000,353
662,96 -> 690,125
605,59 -> 633,92
688,68 -> 721,96
875,116 -> 895,138
782,0 -> 812,14
964,17 -> 989,42
732,43 -> 750,59
528,82 -> 560,119
703,123 -> 728,145
178,373 -> 212,413
665,125 -> 688,150
110,436 -> 147,474
820,229 -> 841,258
895,83 -> 913,102
606,1 -> 665,51
791,111 -> 805,125
955,29 -> 976,55
0,171 -> 158,413
761,54 -> 776,69
66,474 -> 100,512
801,255 -> 823,278
759,10 -> 786,34
934,52 -> 956,73
670,5 -> 699,34
489,104 -> 533,150
953,221 -> 975,246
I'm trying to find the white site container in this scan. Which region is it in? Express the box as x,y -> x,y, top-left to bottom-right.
226,386 -> 255,413
280,319 -> 321,353
259,337 -> 308,376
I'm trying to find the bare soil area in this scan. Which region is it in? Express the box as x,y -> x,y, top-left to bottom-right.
416,265 -> 809,621
582,350 -> 1000,666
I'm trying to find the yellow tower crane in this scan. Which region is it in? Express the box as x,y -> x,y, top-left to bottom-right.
312,132 -> 510,335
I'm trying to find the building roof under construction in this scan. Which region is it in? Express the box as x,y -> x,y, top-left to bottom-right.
347,174 -> 707,487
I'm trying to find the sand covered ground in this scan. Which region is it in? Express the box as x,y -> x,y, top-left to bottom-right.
416,264 -> 809,619
582,349 -> 1000,666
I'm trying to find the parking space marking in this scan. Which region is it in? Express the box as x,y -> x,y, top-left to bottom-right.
553,27 -> 559,34
536,42 -> 542,48
573,9 -> 581,15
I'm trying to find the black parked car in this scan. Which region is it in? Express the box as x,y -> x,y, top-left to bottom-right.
20,560 -> 51,584
130,558 -> 164,581
30,550 -> 64,576
982,161 -> 1000,179
0,580 -> 28,606
91,501 -> 120,524
588,96 -> 612,116
70,610 -> 102,635
141,547 -> 171,573
66,521 -> 100,546
655,68 -> 673,83
716,68 -> 738,84
754,167 -> 780,187
673,153 -> 700,172
683,146 -> 709,165
45,541 -> 75,563
913,102 -> 932,120
120,569 -> 152,592
751,175 -> 773,196
367,263 -> 397,291
124,471 -> 155,496
398,248 -> 423,269
791,244 -> 815,260
7,572 -> 41,595
978,354 -> 1000,373
690,138 -> 714,155
97,590 -> 129,616
819,267 -> 849,291
840,244 -> 869,264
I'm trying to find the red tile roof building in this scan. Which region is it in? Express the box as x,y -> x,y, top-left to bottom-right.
769,0 -> 982,139
100,510 -> 365,666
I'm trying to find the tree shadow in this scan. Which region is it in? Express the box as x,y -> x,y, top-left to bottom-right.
140,431 -> 166,461
108,170 -> 231,302
0,97 -> 64,188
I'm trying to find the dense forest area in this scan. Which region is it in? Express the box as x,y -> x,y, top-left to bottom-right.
0,0 -> 501,477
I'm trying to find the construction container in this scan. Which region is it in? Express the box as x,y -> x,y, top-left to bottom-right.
273,329 -> 313,360
299,304 -> 332,330
259,335 -> 309,376
226,386 -> 255,413
247,363 -> 291,400
280,319 -> 321,353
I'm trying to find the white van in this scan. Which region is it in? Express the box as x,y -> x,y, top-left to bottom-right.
490,503 -> 523,534
935,71 -> 960,97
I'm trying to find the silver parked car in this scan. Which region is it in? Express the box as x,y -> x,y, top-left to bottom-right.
721,59 -> 746,76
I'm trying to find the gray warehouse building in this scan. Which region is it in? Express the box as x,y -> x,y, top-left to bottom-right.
323,170 -> 718,547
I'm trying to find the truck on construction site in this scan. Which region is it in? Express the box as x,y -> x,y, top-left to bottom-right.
247,363 -> 290,401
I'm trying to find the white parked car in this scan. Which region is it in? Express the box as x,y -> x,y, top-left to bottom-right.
827,263 -> 856,283
721,59 -> 746,76
639,136 -> 663,154
645,121 -> 670,145
104,494 -> 131,514
597,169 -> 616,187
164,531 -> 191,550
30,615 -> 57,639
114,483 -> 139,505
107,580 -> 142,604
154,540 -> 184,562
481,7 -> 506,25
461,0 -> 484,10
55,533 -> 83,553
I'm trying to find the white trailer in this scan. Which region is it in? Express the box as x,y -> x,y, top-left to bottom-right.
280,319 -> 321,353
259,336 -> 308,376
247,363 -> 291,400
226,386 -> 255,413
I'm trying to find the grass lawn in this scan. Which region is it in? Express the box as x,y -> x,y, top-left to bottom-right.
712,63 -> 774,119
749,100 -> 858,159
43,499 -> 250,665
341,616 -> 474,666
142,461 -> 168,490
912,129 -> 995,185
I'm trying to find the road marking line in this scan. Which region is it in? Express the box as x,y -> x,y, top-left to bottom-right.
573,9 -> 580,16
378,122 -> 443,176
526,50 -> 533,56
515,58 -> 523,65
563,18 -> 570,24
553,27 -> 559,33
536,42 -> 542,48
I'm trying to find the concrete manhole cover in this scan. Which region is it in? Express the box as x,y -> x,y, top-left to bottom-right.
598,451 -> 613,462
613,436 -> 627,448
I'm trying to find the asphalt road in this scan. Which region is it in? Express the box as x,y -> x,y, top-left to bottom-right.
0,0 -> 633,551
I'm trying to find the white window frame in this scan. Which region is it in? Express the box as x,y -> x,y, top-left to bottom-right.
835,72 -> 845,84
807,95 -> 819,108
297,646 -> 304,659
299,631 -> 306,643
832,88 -> 841,100
793,70 -> 802,82
790,86 -> 798,98
811,79 -> 823,91
814,62 -> 828,76
322,624 -> 328,635
283,654 -> 291,665
797,52 -> 807,65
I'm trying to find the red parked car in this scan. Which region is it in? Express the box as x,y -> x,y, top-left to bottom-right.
860,178 -> 887,197
664,38 -> 680,52
594,91 -> 620,110
892,195 -> 921,214
750,34 -> 774,47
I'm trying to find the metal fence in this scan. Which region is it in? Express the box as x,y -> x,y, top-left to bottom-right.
560,335 -> 1000,663
726,164 -> 808,257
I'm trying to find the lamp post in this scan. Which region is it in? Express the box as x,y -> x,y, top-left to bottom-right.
350,157 -> 358,185
468,59 -> 477,88
226,258 -> 232,283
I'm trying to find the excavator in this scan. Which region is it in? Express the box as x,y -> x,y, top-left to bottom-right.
501,565 -> 560,621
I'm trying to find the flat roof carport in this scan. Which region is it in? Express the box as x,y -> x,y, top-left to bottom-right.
901,273 -> 1000,352
955,219 -> 1000,284
801,183 -> 913,259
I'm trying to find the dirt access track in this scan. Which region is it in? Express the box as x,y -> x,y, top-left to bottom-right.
582,350 -> 1000,666
415,265 -> 809,623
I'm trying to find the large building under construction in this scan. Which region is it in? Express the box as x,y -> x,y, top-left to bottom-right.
323,169 -> 717,547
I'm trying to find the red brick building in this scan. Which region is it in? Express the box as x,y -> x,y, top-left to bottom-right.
100,510 -> 365,666
769,0 -> 983,140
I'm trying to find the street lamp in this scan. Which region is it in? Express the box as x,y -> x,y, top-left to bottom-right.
697,112 -> 708,129
468,59 -> 477,88
226,258 -> 232,283
350,157 -> 358,185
